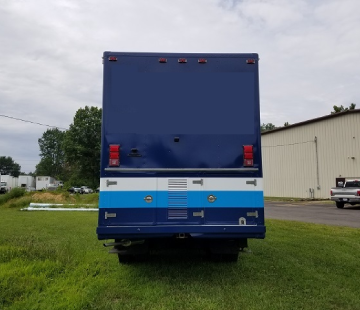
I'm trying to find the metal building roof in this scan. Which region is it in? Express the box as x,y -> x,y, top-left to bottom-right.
261,109 -> 360,135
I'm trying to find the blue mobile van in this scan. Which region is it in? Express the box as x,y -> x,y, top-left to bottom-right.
97,52 -> 265,262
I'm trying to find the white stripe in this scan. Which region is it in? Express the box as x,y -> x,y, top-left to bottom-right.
100,177 -> 263,191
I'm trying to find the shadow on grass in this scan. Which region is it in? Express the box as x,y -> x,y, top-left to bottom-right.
117,247 -> 255,285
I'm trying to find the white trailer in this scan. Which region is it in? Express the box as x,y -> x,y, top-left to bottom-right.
36,176 -> 56,191
0,175 -> 18,192
19,175 -> 36,191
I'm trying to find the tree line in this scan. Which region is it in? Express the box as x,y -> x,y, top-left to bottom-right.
35,106 -> 101,188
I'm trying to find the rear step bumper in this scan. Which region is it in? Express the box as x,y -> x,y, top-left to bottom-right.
97,225 -> 266,240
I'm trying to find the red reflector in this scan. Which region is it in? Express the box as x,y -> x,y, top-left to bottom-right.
109,152 -> 119,159
246,59 -> 255,64
198,59 -> 207,63
109,145 -> 120,152
109,159 -> 119,167
178,58 -> 187,63
243,145 -> 253,153
159,58 -> 167,63
244,159 -> 254,166
244,152 -> 253,159
108,56 -> 117,61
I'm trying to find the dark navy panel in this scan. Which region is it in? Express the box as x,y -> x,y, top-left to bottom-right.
98,207 -> 264,227
100,52 -> 262,177
101,134 -> 262,174
204,208 -> 265,226
99,208 -> 156,226
107,71 -> 254,135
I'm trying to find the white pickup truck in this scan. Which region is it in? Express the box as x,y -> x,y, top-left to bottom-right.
330,180 -> 360,208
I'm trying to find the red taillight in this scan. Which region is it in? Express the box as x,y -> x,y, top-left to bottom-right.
108,56 -> 117,61
244,152 -> 253,159
198,58 -> 207,63
159,58 -> 167,63
330,190 -> 334,196
109,145 -> 120,152
178,58 -> 187,63
243,145 -> 253,153
357,190 -> 360,196
109,152 -> 119,159
243,145 -> 254,167
246,59 -> 255,64
109,144 -> 120,167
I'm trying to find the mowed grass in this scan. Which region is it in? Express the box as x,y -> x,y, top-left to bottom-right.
0,205 -> 360,309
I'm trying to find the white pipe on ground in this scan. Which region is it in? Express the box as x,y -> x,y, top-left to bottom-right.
22,207 -> 98,211
21,202 -> 98,211
29,203 -> 96,207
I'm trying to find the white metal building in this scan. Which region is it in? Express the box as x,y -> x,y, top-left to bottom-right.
261,109 -> 360,199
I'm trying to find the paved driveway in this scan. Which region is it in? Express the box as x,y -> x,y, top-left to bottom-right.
265,201 -> 360,228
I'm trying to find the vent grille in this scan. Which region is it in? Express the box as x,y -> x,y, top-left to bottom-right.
168,179 -> 188,219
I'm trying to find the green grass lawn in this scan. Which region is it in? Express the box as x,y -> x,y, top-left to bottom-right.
1,199 -> 360,310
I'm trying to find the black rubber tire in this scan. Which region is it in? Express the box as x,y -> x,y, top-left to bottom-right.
210,252 -> 239,263
222,253 -> 239,262
117,254 -> 135,264
336,202 -> 345,209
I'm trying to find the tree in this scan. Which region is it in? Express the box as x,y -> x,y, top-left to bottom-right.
63,106 -> 102,188
284,122 -> 290,127
261,123 -> 277,132
0,156 -> 21,177
331,103 -> 356,114
35,128 -> 65,178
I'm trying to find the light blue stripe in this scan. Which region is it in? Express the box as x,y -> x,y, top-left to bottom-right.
99,191 -> 264,208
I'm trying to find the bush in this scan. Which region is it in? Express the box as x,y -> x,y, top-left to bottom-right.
0,188 -> 26,206
8,188 -> 26,199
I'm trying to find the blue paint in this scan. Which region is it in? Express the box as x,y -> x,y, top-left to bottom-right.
97,207 -> 265,240
98,52 -> 265,243
100,52 -> 263,176
99,190 -> 264,208
107,72 -> 254,135
97,205 -> 266,240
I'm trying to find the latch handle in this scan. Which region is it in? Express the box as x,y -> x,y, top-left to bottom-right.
106,180 -> 117,187
246,179 -> 257,186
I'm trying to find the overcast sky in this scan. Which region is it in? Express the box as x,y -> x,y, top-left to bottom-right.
1,0 -> 359,173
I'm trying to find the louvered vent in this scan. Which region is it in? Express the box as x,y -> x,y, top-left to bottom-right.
168,179 -> 188,219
